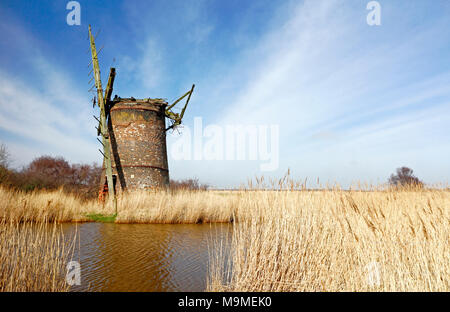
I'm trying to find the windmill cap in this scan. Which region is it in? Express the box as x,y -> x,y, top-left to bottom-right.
112,97 -> 167,105
110,97 -> 168,113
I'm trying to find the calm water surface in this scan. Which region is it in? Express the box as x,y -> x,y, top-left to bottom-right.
61,223 -> 231,292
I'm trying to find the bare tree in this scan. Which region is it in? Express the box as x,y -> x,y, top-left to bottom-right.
24,156 -> 73,188
389,167 -> 423,188
0,143 -> 10,168
0,143 -> 11,185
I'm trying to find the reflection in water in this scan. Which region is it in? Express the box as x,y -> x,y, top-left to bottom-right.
61,223 -> 231,292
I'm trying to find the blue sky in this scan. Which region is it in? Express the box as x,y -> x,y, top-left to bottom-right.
0,0 -> 449,188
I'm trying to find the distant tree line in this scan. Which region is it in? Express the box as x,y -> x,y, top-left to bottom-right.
2,143 -> 423,194
169,178 -> 209,191
0,143 -> 208,199
0,144 -> 102,199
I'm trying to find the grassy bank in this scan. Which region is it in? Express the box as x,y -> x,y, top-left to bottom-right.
0,187 -> 238,224
208,187 -> 449,291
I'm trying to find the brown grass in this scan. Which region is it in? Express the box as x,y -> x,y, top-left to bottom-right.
114,190 -> 238,223
0,187 -> 239,224
207,187 -> 449,291
0,219 -> 76,291
0,187 -> 105,223
0,184 -> 448,292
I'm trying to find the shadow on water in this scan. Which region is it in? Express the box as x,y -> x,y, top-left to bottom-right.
61,222 -> 232,292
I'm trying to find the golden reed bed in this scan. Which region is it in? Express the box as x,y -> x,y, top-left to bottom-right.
207,187 -> 449,291
0,187 -> 238,224
0,220 -> 76,291
0,184 -> 448,291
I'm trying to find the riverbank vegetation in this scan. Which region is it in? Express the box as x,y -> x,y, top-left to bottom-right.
0,187 -> 237,223
0,219 -> 76,291
207,184 -> 449,292
0,184 -> 448,291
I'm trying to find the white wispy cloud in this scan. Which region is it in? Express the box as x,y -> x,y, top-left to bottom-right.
0,18 -> 100,167
0,67 -> 99,167
167,0 -> 450,187
119,38 -> 165,95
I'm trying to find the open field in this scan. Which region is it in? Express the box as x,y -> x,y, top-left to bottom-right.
0,185 -> 448,291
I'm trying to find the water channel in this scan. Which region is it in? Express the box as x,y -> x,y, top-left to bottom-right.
60,222 -> 232,292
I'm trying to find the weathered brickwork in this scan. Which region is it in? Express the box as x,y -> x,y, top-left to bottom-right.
100,98 -> 170,191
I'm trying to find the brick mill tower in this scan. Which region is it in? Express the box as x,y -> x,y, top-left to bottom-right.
106,97 -> 170,190
88,25 -> 194,211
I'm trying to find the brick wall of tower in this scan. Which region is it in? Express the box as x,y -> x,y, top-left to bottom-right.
100,99 -> 170,191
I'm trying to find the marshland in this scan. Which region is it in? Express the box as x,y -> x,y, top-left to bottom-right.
0,178 -> 448,292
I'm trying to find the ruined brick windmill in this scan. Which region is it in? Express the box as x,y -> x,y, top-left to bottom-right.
88,25 -> 194,212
